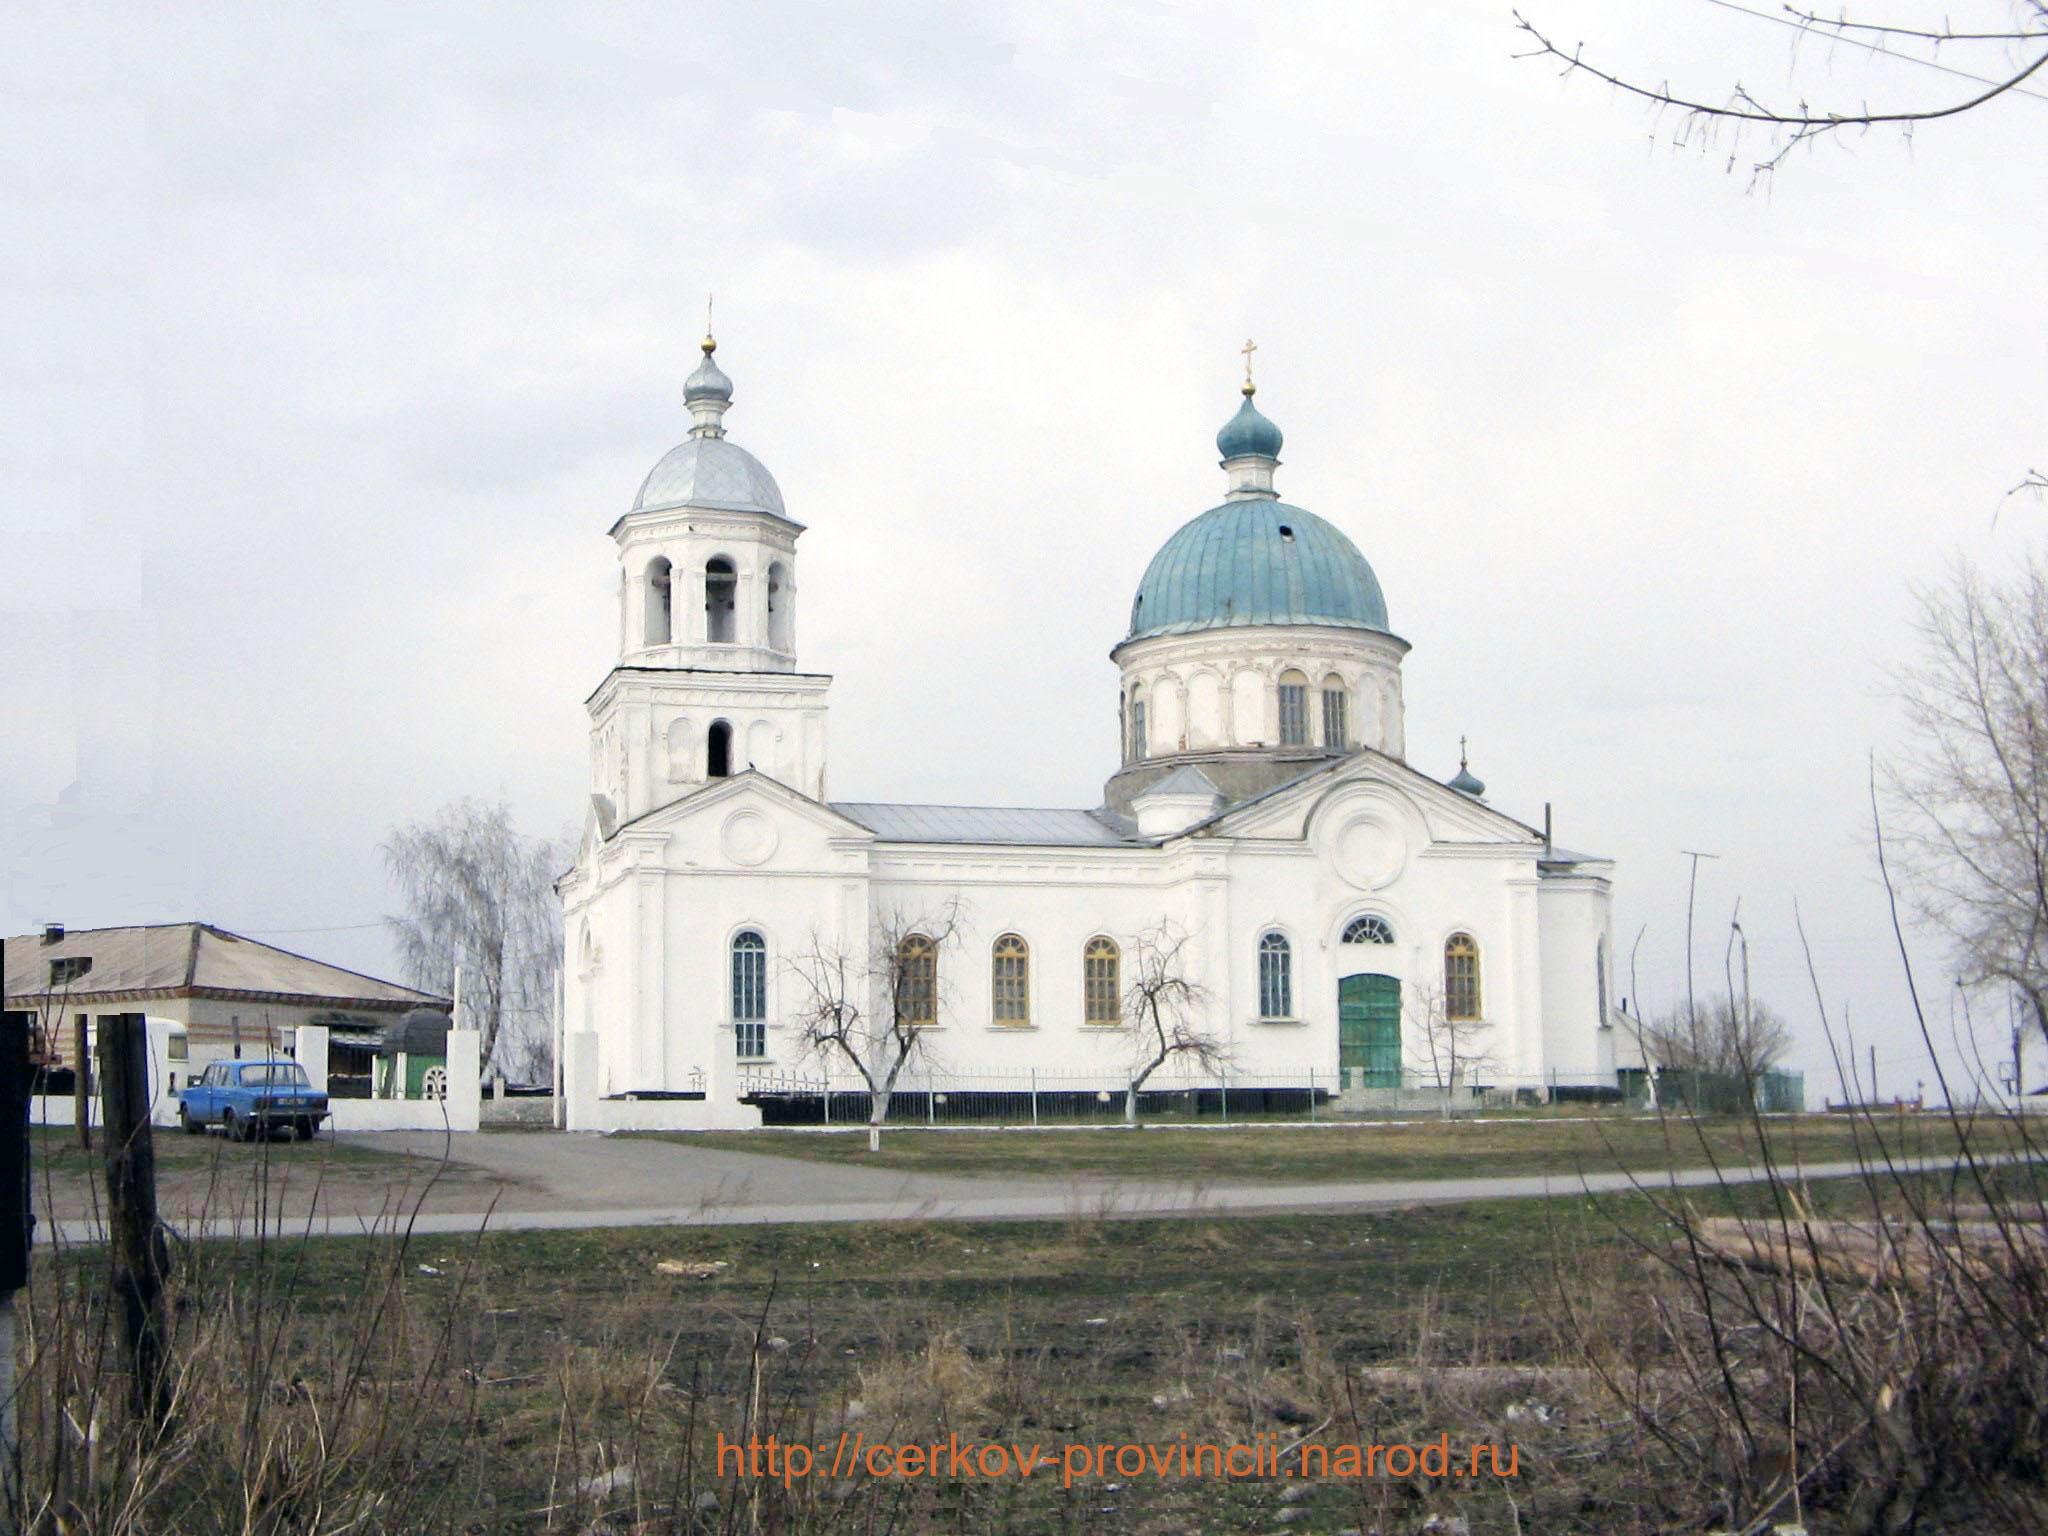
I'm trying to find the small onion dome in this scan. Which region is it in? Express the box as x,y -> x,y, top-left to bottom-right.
684,337 -> 733,403
1216,391 -> 1283,461
1448,739 -> 1486,797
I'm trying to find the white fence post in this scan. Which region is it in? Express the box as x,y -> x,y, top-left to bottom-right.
1308,1068 -> 1316,1122
1030,1068 -> 1038,1129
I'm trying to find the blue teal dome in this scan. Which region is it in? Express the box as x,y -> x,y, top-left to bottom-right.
1126,501 -> 1390,641
1216,393 -> 1283,460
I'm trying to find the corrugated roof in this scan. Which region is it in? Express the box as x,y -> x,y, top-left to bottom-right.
830,803 -> 1138,848
5,923 -> 443,1008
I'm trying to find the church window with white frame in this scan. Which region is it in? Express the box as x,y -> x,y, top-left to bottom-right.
1342,914 -> 1395,946
705,557 -> 737,643
1321,674 -> 1348,749
991,933 -> 1030,1026
1258,931 -> 1292,1019
1445,933 -> 1482,1021
897,934 -> 937,1025
1277,670 -> 1310,746
1129,688 -> 1148,761
1083,937 -> 1120,1026
731,930 -> 767,1057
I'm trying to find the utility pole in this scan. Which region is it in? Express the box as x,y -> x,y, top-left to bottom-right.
1680,849 -> 1721,1056
99,1013 -> 170,1433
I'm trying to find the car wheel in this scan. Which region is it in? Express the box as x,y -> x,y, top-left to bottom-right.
179,1106 -> 200,1135
222,1109 -> 241,1143
296,1117 -> 316,1141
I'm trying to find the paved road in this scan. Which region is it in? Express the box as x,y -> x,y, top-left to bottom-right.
43,1129 -> 1981,1244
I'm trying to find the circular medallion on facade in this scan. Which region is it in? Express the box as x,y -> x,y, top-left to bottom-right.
721,809 -> 779,867
1334,812 -> 1406,891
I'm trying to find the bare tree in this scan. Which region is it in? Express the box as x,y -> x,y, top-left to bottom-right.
785,900 -> 964,1152
382,798 -> 565,1071
1116,926 -> 1225,1127
1641,990 -> 1793,1109
1514,4 -> 2048,186
1887,556 -> 2048,1052
1409,983 -> 1497,1115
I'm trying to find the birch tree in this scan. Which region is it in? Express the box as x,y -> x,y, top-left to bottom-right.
382,798 -> 565,1071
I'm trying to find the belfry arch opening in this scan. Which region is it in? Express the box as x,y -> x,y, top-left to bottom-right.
644,557 -> 673,645
706,558 -> 737,643
767,561 -> 791,651
707,719 -> 733,778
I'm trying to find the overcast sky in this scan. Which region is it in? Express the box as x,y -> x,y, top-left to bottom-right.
4,1 -> 2041,1097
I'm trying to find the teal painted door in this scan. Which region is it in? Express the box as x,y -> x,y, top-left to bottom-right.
1339,974 -> 1402,1088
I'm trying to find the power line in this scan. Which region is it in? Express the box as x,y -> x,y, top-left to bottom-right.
1695,0 -> 2048,107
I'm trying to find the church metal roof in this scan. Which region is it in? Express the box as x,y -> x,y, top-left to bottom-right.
1124,500 -> 1391,643
830,802 -> 1138,847
632,436 -> 790,518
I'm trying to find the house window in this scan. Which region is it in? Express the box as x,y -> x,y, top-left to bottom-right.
1342,915 -> 1394,946
1084,937 -> 1121,1026
1445,933 -> 1482,1021
706,557 -> 737,643
1277,671 -> 1309,746
1322,675 -> 1348,749
897,934 -> 937,1026
731,930 -> 766,1058
1258,932 -> 1292,1019
992,934 -> 1030,1026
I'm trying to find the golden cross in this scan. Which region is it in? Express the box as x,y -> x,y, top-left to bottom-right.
1240,337 -> 1258,389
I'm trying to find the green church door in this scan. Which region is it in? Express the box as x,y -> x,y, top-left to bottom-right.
1339,974 -> 1402,1089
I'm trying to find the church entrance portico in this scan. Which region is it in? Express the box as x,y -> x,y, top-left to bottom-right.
1338,973 -> 1401,1089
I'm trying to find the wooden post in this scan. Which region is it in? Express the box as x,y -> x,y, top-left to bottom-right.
2,1008 -> 35,1529
98,1013 -> 170,1432
72,1014 -> 91,1153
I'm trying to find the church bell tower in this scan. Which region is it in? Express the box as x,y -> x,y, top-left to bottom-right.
585,333 -> 831,827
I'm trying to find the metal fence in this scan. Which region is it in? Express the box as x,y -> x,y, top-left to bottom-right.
735,1064 -> 1640,1128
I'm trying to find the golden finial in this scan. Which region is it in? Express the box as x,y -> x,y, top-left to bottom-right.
1240,337 -> 1258,396
701,293 -> 716,355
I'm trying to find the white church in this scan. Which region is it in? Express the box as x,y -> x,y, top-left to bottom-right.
559,336 -> 1621,1125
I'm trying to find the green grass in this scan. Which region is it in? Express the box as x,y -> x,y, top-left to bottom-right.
651,1110 -> 2000,1184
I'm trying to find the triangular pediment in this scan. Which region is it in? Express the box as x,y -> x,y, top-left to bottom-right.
1198,750 -> 1540,847
606,769 -> 875,843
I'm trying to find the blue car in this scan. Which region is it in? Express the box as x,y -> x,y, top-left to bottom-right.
178,1059 -> 330,1141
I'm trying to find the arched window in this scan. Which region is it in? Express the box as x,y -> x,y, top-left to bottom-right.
1277,670 -> 1310,746
991,933 -> 1030,1026
1083,937 -> 1120,1026
897,934 -> 937,1026
731,931 -> 767,1057
707,719 -> 733,778
644,558 -> 673,645
1342,915 -> 1395,946
1129,687 -> 1148,762
705,557 -> 737,643
1258,931 -> 1292,1019
1321,673 -> 1348,750
766,561 -> 791,651
1445,933 -> 1482,1021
